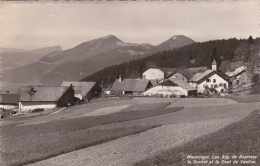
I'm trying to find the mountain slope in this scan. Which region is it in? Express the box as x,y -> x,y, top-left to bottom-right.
157,35 -> 195,50
3,35 -> 195,90
1,46 -> 62,71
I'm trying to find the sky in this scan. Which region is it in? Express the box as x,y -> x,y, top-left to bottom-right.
1,1 -> 259,50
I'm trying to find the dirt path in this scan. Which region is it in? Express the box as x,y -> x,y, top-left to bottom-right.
28,101 -> 260,166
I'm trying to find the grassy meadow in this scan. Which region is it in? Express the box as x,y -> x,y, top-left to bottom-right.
135,109 -> 260,166
1,101 -> 182,166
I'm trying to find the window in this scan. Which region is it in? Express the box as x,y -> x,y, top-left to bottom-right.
236,80 -> 240,85
219,83 -> 223,87
214,84 -> 218,88
211,85 -> 214,88
207,79 -> 211,82
213,79 -> 216,83
224,83 -> 227,88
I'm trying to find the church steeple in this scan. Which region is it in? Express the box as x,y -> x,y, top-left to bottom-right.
212,59 -> 217,71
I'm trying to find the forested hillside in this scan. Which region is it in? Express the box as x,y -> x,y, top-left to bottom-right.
82,37 -> 260,88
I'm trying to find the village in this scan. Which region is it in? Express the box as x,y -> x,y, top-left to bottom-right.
0,59 -> 256,117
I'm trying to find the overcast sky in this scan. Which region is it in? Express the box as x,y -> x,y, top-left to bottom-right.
1,1 -> 259,50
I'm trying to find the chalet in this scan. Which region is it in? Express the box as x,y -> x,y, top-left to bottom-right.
111,76 -> 153,95
189,60 -> 229,94
0,93 -> 19,110
61,81 -> 102,102
19,86 -> 75,112
143,77 -> 197,97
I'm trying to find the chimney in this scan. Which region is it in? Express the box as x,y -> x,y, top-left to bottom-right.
119,75 -> 122,82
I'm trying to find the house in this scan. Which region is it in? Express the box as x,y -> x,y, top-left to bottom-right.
143,77 -> 197,97
229,70 -> 253,88
143,67 -> 207,84
142,68 -> 165,80
61,81 -> 102,102
19,86 -> 75,112
189,60 -> 229,94
111,76 -> 153,95
0,93 -> 20,110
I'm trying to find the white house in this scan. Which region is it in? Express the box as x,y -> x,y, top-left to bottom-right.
142,68 -> 165,80
143,77 -> 197,97
19,86 -> 75,112
189,60 -> 229,94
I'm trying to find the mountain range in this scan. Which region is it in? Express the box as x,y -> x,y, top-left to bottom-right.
2,35 -> 195,92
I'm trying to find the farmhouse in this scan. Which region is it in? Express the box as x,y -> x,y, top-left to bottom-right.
111,76 -> 153,95
189,60 -> 229,94
229,70 -> 253,88
143,77 -> 197,97
0,93 -> 19,110
19,86 -> 75,112
61,81 -> 102,102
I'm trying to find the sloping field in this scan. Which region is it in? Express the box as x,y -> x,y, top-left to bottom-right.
167,98 -> 237,108
27,99 -> 260,166
0,98 -> 179,166
136,109 -> 260,166
28,117 -> 241,166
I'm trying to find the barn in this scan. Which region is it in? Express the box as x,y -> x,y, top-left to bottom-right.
143,78 -> 197,97
111,78 -> 153,95
19,86 -> 75,112
61,81 -> 102,102
0,93 -> 20,110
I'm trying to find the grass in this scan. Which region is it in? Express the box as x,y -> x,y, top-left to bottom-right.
225,94 -> 260,103
1,123 -> 160,166
1,106 -> 182,166
135,109 -> 260,166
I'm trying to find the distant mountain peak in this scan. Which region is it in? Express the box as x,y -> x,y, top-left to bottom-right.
157,35 -> 195,50
102,34 -> 116,39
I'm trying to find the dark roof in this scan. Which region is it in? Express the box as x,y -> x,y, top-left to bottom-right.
20,86 -> 71,102
159,68 -> 178,75
150,80 -> 159,86
0,94 -> 19,104
61,81 -> 98,95
111,79 -> 151,92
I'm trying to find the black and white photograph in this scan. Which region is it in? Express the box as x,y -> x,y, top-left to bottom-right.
0,1 -> 260,165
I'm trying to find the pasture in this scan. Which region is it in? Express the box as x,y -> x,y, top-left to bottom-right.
1,96 -> 260,166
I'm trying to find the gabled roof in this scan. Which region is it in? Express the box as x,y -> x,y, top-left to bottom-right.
111,79 -> 151,92
189,70 -> 229,84
0,94 -> 19,104
190,70 -> 213,82
229,69 -> 254,78
20,86 -> 71,102
159,68 -> 178,75
61,81 -> 97,95
166,78 -> 196,91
